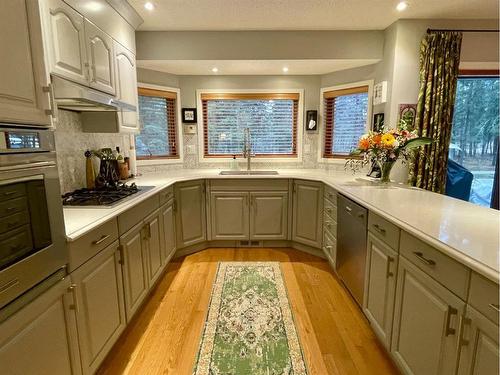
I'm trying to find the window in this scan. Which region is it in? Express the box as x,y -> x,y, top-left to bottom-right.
136,87 -> 179,160
201,93 -> 299,157
447,72 -> 499,208
322,85 -> 369,158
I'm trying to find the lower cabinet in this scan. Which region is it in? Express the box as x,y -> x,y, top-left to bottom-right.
175,180 -> 207,248
0,277 -> 82,375
363,233 -> 398,349
71,241 -> 126,375
457,306 -> 499,375
210,192 -> 249,240
391,256 -> 465,375
160,199 -> 176,265
292,180 -> 323,248
250,192 -> 288,240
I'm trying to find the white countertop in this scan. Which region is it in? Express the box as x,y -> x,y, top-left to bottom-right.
63,169 -> 500,282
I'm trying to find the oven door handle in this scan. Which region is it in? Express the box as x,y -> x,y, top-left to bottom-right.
0,161 -> 56,172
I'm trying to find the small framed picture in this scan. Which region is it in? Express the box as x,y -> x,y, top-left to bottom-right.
306,110 -> 318,131
398,104 -> 417,129
182,108 -> 197,123
373,113 -> 385,132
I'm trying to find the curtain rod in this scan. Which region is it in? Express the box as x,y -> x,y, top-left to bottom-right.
427,28 -> 500,33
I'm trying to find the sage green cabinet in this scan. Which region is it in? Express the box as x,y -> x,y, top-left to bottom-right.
144,209 -> 163,286
458,306 -> 499,375
250,192 -> 288,240
175,180 -> 207,248
0,278 -> 82,375
363,233 -> 398,349
71,241 -> 126,375
160,199 -> 176,265
210,192 -> 249,240
391,257 -> 465,375
292,180 -> 323,248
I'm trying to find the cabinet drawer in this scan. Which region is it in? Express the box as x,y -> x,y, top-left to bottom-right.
368,212 -> 400,249
323,215 -> 337,239
468,272 -> 499,325
323,229 -> 337,263
159,185 -> 174,205
0,197 -> 28,218
400,231 -> 470,300
323,198 -> 337,221
210,179 -> 289,191
0,184 -> 26,202
0,211 -> 30,234
68,219 -> 118,271
324,184 -> 337,204
118,194 -> 160,235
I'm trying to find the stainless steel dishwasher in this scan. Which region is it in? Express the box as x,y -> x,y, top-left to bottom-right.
337,194 -> 368,306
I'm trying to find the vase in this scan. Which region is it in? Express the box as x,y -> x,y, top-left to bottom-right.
379,161 -> 396,183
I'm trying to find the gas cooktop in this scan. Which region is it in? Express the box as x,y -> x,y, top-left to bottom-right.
62,183 -> 149,207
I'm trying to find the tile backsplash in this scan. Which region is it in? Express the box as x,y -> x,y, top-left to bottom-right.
54,110 -> 131,193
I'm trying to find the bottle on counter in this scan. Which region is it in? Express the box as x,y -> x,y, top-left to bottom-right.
84,150 -> 95,189
230,155 -> 239,170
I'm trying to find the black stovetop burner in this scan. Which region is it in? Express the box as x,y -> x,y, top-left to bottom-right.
62,182 -> 139,206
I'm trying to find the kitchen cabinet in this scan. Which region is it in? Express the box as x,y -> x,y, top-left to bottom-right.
84,19 -> 115,95
71,240 -> 126,375
210,192 -> 249,240
391,256 -> 465,375
0,277 -> 82,375
120,222 -> 148,320
457,306 -> 499,375
114,41 -> 139,132
292,180 -> 323,248
0,0 -> 51,126
42,0 -> 88,86
144,209 -> 163,286
160,198 -> 176,265
250,192 -> 288,240
175,180 -> 207,248
363,233 -> 398,349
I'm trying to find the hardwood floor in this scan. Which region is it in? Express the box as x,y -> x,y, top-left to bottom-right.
97,248 -> 399,375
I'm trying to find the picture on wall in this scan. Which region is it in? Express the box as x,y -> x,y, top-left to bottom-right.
373,113 -> 385,132
182,108 -> 197,123
398,104 -> 417,129
306,110 -> 318,131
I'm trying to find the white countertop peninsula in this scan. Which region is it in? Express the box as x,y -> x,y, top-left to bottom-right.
63,169 -> 500,282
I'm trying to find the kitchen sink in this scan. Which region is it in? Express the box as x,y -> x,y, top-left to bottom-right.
219,170 -> 279,175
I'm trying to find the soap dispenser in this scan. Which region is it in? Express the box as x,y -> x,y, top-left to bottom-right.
230,155 -> 239,170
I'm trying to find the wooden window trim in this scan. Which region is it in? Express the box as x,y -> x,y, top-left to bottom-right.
136,87 -> 179,160
459,69 -> 500,77
202,93 -> 299,158
323,85 -> 369,158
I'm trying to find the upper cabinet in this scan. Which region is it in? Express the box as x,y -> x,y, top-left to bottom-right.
0,0 -> 51,126
42,0 -> 88,85
114,41 -> 139,132
84,19 -> 115,95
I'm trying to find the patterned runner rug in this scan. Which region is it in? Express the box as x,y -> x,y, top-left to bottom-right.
193,262 -> 308,375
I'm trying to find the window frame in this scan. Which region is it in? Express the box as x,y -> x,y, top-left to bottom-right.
318,80 -> 374,162
196,89 -> 304,163
135,83 -> 183,166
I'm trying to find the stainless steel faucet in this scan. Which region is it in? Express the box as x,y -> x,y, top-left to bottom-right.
242,127 -> 253,171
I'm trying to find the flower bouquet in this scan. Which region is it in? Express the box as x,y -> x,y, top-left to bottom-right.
345,120 -> 433,183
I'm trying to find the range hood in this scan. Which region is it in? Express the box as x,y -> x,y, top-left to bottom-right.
51,75 -> 136,112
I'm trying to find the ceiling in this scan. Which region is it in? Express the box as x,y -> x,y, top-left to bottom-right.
129,0 -> 499,31
137,59 -> 381,75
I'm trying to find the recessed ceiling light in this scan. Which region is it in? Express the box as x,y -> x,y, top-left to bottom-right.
212,67 -> 219,73
282,67 -> 289,73
144,2 -> 154,11
396,1 -> 408,11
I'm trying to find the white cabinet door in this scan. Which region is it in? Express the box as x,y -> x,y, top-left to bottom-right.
161,200 -> 176,265
175,180 -> 207,248
71,241 -> 126,375
391,257 -> 464,375
42,0 -> 88,85
0,0 -> 51,126
84,19 -> 115,95
0,277 -> 82,375
114,41 -> 139,132
250,192 -> 288,240
458,306 -> 499,375
145,209 -> 163,286
210,192 -> 249,240
292,180 -> 323,248
120,222 -> 148,321
363,233 -> 398,349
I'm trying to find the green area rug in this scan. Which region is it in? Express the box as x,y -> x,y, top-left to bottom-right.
193,262 -> 308,375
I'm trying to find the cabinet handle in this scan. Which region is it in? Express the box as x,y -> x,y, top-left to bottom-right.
42,84 -> 56,117
445,306 -> 458,336
488,303 -> 500,313
373,224 -> 386,234
459,316 -> 472,346
117,245 -> 124,265
3,191 -> 17,197
413,251 -> 436,266
68,284 -> 79,313
386,256 -> 394,277
92,234 -> 110,245
345,205 -> 352,213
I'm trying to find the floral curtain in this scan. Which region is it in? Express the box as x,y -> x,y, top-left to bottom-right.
409,31 -> 463,193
